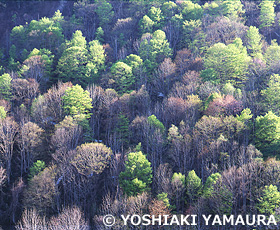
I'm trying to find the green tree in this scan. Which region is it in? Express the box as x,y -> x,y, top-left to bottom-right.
161,1 -> 177,19
28,160 -> 46,181
110,61 -> 134,94
95,0 -> 114,27
246,26 -> 263,58
119,151 -> 152,196
257,184 -> 280,215
186,170 -> 202,204
259,0 -> 275,29
261,74 -> 280,115
220,0 -> 244,19
11,10 -> 64,53
203,173 -> 221,198
139,15 -> 155,34
204,38 -> 251,86
56,31 -> 90,86
0,107 -> 6,119
88,40 -> 105,82
157,192 -> 170,208
148,7 -> 163,29
0,73 -> 12,100
57,31 -> 105,87
147,114 -> 165,134
264,40 -> 280,69
181,1 -> 203,21
255,111 -> 280,156
95,27 -> 104,43
139,30 -> 172,74
62,85 -> 93,118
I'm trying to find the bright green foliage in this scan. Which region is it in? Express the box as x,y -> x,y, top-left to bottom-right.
119,151 -> 152,196
204,38 -> 251,86
88,40 -> 105,80
172,172 -> 186,185
28,160 -> 46,181
139,15 -> 155,34
124,54 -> 143,71
259,0 -> 275,29
200,68 -> 219,84
139,30 -> 172,73
148,7 -> 163,29
95,27 -> 104,43
62,85 -> 93,119
222,82 -> 235,95
157,192 -> 170,208
264,40 -> 280,68
255,111 -> 280,156
257,184 -> 280,215
203,173 -> 221,198
236,108 -> 253,122
0,106 -> 6,119
111,61 -> 134,94
161,1 -> 177,18
181,1 -> 204,21
182,19 -> 202,49
186,170 -> 202,203
11,10 -> 64,52
246,26 -> 263,58
57,31 -> 90,86
147,115 -> 165,134
220,0 -> 244,18
95,0 -> 114,27
57,31 -> 105,86
261,74 -> 280,115
203,2 -> 220,17
69,30 -> 87,47
0,73 -> 12,100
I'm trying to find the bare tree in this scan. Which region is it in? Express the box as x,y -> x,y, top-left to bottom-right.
0,167 -> 6,188
16,208 -> 47,230
0,117 -> 18,183
19,122 -> 44,175
48,206 -> 89,230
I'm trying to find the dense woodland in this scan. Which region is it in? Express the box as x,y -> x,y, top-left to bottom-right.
0,0 -> 280,229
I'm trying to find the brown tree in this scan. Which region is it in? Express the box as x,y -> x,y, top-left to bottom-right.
19,122 -> 44,175
71,143 -> 112,177
12,78 -> 39,108
23,166 -> 57,215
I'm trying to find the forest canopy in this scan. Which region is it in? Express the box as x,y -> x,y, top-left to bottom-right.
0,0 -> 280,229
